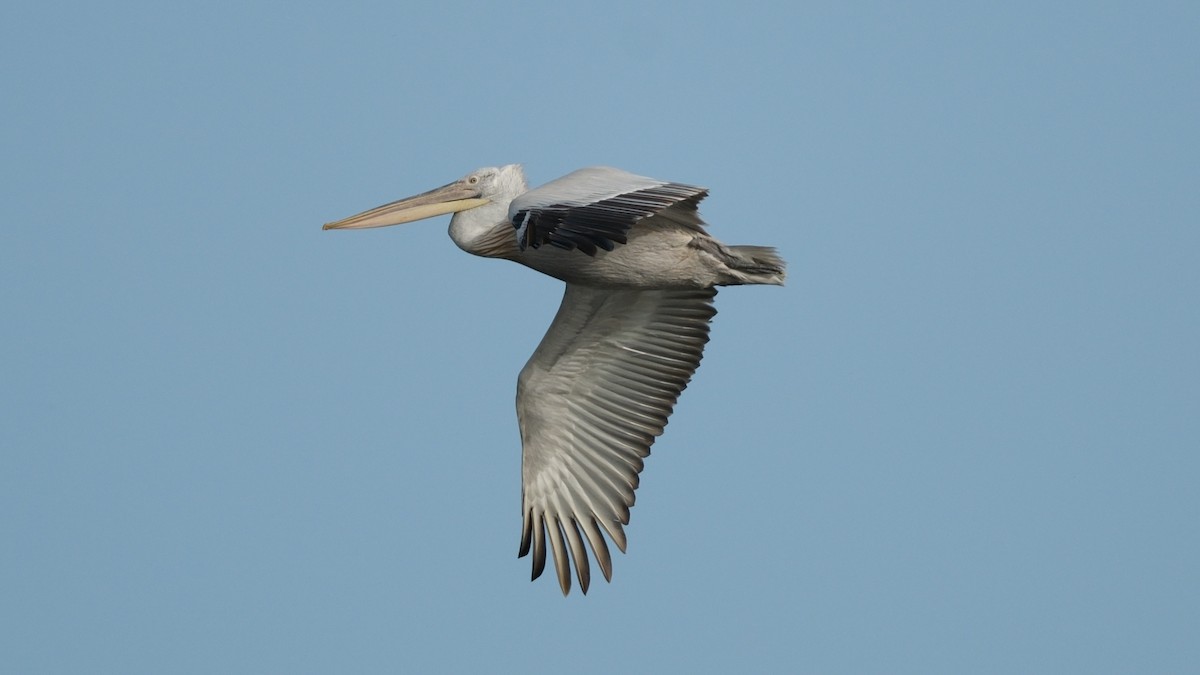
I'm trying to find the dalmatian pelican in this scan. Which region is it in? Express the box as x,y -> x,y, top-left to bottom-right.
325,165 -> 785,595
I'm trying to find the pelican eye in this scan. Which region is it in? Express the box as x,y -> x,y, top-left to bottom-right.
467,176 -> 479,185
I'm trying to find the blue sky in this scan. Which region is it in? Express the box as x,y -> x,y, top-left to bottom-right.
2,2 -> 1197,673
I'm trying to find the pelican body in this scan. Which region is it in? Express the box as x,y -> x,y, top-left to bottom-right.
325,165 -> 785,595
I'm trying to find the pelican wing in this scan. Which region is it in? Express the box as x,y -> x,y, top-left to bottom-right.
516,284 -> 717,594
510,166 -> 708,256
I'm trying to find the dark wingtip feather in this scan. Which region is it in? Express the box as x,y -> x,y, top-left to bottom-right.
564,518 -> 591,595
530,513 -> 547,581
582,517 -> 613,583
518,509 -> 532,558
549,519 -> 571,595
512,181 -> 707,255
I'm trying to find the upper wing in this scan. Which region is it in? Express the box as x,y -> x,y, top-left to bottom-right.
516,284 -> 717,594
509,166 -> 709,256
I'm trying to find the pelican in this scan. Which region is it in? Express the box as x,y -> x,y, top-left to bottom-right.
325,165 -> 785,595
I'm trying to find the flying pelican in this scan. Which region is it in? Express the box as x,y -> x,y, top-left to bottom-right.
324,165 -> 785,595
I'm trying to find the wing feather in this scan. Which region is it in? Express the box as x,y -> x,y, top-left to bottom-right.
579,516 -> 613,582
509,166 -> 709,255
530,511 -> 547,580
516,284 -> 717,595
547,514 -> 570,593
562,517 -> 591,593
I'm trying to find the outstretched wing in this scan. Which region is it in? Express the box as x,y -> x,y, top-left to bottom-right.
510,166 -> 709,256
516,284 -> 717,595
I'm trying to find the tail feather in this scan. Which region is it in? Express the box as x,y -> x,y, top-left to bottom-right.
726,245 -> 786,285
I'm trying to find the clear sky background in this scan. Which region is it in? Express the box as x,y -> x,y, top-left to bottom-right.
3,2 -> 1197,673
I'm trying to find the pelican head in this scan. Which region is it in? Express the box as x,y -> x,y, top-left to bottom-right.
323,164 -> 527,230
